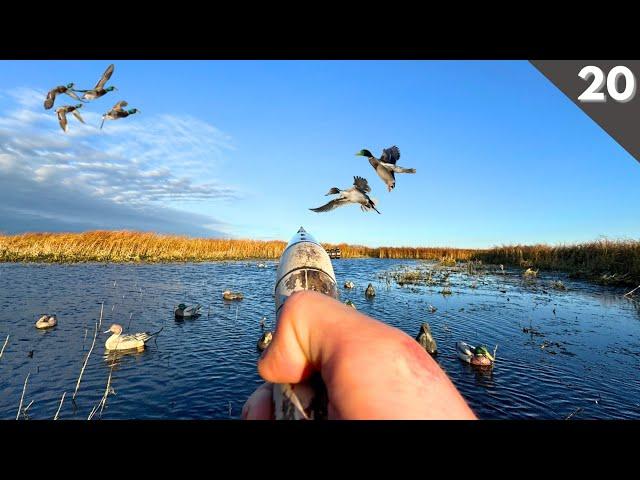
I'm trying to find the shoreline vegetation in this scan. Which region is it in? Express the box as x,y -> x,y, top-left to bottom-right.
0,231 -> 638,287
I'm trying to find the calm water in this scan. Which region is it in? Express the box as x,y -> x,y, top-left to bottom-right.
1,259 -> 639,420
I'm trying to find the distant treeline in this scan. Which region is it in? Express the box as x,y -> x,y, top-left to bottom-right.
0,232 -> 638,286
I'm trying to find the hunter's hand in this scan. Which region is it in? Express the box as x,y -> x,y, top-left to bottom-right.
242,290 -> 476,420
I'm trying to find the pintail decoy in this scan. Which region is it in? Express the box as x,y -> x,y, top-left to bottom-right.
355,146 -> 416,192
35,314 -> 57,329
55,104 -> 85,132
44,83 -> 82,110
310,176 -> 380,214
100,100 -> 140,129
104,323 -> 162,351
77,64 -> 116,101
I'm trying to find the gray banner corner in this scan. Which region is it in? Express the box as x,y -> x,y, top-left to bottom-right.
530,60 -> 640,165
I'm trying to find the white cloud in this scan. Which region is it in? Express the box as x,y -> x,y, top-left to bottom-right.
0,87 -> 241,236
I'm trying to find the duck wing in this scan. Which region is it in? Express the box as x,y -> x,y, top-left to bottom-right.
44,88 -> 58,110
310,198 -> 349,213
353,176 -> 371,193
379,162 -> 416,174
112,100 -> 128,112
71,109 -> 85,124
94,64 -> 115,90
56,109 -> 68,132
380,145 -> 400,165
64,90 -> 82,102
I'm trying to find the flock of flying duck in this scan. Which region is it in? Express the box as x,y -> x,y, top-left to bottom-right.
310,146 -> 416,214
43,64 -> 140,132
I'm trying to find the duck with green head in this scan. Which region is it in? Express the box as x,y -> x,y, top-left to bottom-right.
100,100 -> 140,129
356,146 -> 416,192
44,83 -> 83,110
76,64 -> 117,101
456,341 -> 495,367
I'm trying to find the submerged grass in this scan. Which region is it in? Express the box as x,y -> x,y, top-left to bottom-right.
1,232 -> 639,286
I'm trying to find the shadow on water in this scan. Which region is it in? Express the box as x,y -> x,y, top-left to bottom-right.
1,259 -> 639,419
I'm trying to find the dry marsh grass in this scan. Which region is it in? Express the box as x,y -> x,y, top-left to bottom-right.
1,232 -> 639,286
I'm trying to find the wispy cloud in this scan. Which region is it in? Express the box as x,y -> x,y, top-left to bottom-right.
0,87 -> 240,236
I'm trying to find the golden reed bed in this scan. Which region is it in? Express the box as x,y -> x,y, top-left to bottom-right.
0,232 -> 638,286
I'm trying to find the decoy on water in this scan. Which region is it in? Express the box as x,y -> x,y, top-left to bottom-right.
77,64 -> 116,101
44,84 -> 82,110
104,323 -> 162,351
223,290 -> 244,301
456,342 -> 495,367
257,331 -> 273,351
100,100 -> 140,129
55,104 -> 85,132
355,146 -> 416,192
35,314 -> 57,329
174,303 -> 202,319
310,176 -> 380,214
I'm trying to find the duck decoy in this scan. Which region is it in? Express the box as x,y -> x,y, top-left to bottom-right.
222,290 -> 244,301
55,104 -> 85,132
310,176 -> 380,214
174,303 -> 202,319
35,314 -> 57,329
427,304 -> 437,313
77,64 -> 116,101
344,281 -> 355,289
456,342 -> 495,367
257,331 -> 273,351
365,283 -> 376,298
355,146 -> 416,192
100,100 -> 140,129
415,323 -> 437,355
104,323 -> 162,351
44,83 -> 82,110
345,300 -> 357,309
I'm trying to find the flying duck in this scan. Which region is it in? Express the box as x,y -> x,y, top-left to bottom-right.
55,104 -> 85,132
100,101 -> 140,129
310,176 -> 380,214
355,146 -> 416,192
77,64 -> 116,101
44,84 -> 82,110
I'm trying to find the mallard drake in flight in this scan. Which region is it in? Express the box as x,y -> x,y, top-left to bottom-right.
76,64 -> 116,101
355,146 -> 416,192
100,101 -> 140,129
310,176 -> 380,214
44,83 -> 82,110
55,104 -> 85,132
104,323 -> 162,351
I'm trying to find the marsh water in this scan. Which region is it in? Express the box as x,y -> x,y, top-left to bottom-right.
0,259 -> 639,420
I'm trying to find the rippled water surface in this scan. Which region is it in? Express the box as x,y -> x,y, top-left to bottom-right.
1,260 -> 639,419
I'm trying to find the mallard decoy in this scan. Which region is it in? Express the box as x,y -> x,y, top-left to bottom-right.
344,281 -> 355,289
100,100 -> 140,129
257,331 -> 273,351
416,323 -> 437,355
310,176 -> 380,214
456,342 -> 495,367
44,83 -> 82,110
77,64 -> 116,101
55,104 -> 85,132
35,314 -> 57,329
355,146 -> 416,192
223,290 -> 244,301
174,303 -> 202,319
365,283 -> 376,298
104,323 -> 162,351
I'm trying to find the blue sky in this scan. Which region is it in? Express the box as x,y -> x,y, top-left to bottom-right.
0,60 -> 637,247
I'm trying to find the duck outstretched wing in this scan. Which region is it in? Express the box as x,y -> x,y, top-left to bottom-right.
353,176 -> 371,193
310,198 -> 348,213
380,145 -> 400,164
94,64 -> 115,90
112,100 -> 128,111
56,109 -> 68,132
